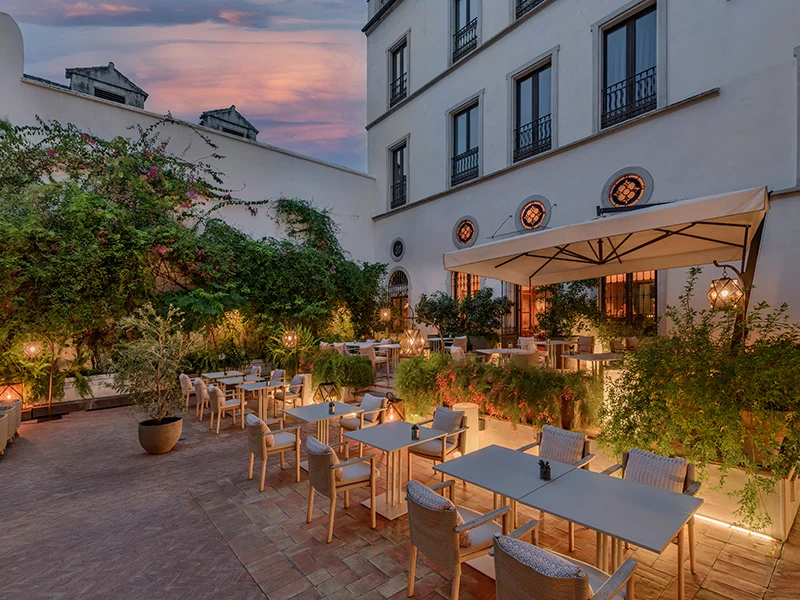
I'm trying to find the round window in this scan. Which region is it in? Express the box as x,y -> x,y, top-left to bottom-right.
452,215 -> 479,248
390,237 -> 405,262
520,200 -> 546,229
601,167 -> 654,209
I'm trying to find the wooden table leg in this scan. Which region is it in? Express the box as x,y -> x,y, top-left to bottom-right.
596,532 -> 604,570
677,527 -> 685,600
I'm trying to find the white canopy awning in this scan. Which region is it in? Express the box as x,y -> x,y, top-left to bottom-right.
443,187 -> 769,287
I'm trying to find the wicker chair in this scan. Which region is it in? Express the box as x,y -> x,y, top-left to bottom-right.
333,342 -> 348,356
451,336 -> 468,353
517,425 -> 595,550
610,339 -> 626,353
249,365 -> 262,377
305,436 -> 378,543
492,532 -> 637,600
603,448 -> 701,574
0,412 -> 7,455
406,479 -> 514,600
360,345 -> 389,379
207,385 -> 245,434
246,413 -> 301,489
407,407 -> 468,483
577,336 -> 595,353
179,373 -> 195,412
0,400 -> 21,441
274,374 -> 306,415
338,393 -> 387,456
193,378 -> 210,421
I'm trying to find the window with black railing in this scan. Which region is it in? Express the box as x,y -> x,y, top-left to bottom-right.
451,102 -> 479,186
601,6 -> 657,128
390,41 -> 408,107
516,0 -> 547,19
390,143 -> 407,208
514,63 -> 552,162
453,0 -> 478,62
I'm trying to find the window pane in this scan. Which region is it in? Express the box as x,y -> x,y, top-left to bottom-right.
468,105 -> 479,150
454,111 -> 467,155
635,10 -> 657,73
393,146 -> 405,179
518,76 -> 533,126
537,66 -> 552,117
456,0 -> 466,29
604,25 -> 627,87
604,274 -> 627,319
631,270 -> 656,320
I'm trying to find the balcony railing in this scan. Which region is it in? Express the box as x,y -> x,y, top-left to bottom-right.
451,147 -> 479,186
391,175 -> 407,208
389,72 -> 408,107
516,0 -> 547,19
452,18 -> 478,62
601,66 -> 657,128
513,113 -> 552,162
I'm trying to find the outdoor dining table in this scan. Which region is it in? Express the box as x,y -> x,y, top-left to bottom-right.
284,401 -> 363,472
377,343 -> 401,372
563,352 -> 620,376
345,420 -> 450,520
235,380 -> 283,419
201,370 -> 244,381
519,467 -> 703,600
345,342 -> 373,355
475,348 -> 538,364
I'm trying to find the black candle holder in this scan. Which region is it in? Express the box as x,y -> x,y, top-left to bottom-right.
538,459 -> 551,481
411,423 -> 420,440
328,401 -> 336,414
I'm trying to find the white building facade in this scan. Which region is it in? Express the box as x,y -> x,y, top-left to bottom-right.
364,0 -> 800,339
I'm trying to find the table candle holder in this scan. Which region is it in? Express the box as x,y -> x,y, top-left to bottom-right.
328,401 -> 335,414
538,459 -> 551,481
411,423 -> 420,440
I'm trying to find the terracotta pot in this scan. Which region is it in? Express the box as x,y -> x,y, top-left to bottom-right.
138,416 -> 182,454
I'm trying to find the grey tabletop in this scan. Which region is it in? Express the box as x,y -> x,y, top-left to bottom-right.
203,370 -> 244,379
518,468 -> 703,553
236,380 -> 281,391
377,343 -> 402,349
344,420 -> 450,453
433,445 -> 576,501
565,353 -> 620,362
284,402 -> 361,424
476,348 -> 537,355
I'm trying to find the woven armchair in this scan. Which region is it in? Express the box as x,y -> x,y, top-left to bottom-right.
492,530 -> 636,600
274,374 -> 307,415
338,393 -> 387,456
179,373 -> 195,412
305,437 -> 378,543
0,399 -> 21,442
193,378 -> 210,421
246,414 -> 301,489
517,425 -> 595,550
208,385 -> 245,434
603,448 -> 701,574
249,365 -> 262,377
577,336 -> 595,353
360,345 -> 389,379
0,412 -> 8,455
406,479 -> 514,600
407,407 -> 468,483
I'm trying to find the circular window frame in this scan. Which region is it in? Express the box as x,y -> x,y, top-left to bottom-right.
515,195 -> 552,233
390,237 -> 405,262
601,167 -> 654,210
452,215 -> 479,249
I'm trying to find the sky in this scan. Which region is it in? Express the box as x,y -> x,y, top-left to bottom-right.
7,0 -> 368,170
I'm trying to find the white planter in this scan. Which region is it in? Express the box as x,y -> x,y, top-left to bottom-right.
63,374 -> 119,402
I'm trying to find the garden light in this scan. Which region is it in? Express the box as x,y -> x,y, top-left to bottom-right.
399,329 -> 424,357
282,330 -> 298,348
707,264 -> 745,311
380,307 -> 392,322
23,340 -> 42,359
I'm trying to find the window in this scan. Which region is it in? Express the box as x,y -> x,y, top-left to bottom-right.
504,284 -> 549,339
94,88 -> 126,104
514,63 -> 552,162
451,103 -> 479,186
390,143 -> 407,209
453,0 -> 478,62
451,272 -> 480,300
602,271 -> 657,326
222,127 -> 245,137
388,270 -> 409,332
601,5 -> 657,128
390,40 -> 408,107
516,0 -> 547,19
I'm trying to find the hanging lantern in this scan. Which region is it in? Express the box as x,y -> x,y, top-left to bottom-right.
0,383 -> 23,402
707,269 -> 745,311
23,340 -> 42,360
282,330 -> 298,348
400,329 -> 425,357
379,307 -> 392,322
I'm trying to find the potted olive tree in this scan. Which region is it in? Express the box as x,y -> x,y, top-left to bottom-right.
110,305 -> 196,454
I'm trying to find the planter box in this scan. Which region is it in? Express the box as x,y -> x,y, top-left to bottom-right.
63,374 -> 118,402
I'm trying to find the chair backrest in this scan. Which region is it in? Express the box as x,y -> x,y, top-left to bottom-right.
270,369 -> 285,385
406,482 -> 461,572
360,393 -> 387,423
193,378 -> 209,403
577,336 -> 594,353
208,385 -> 225,411
379,338 -> 392,345
625,337 -> 639,351
246,413 -> 267,458
538,425 -> 587,465
306,437 -> 339,497
320,342 -> 333,351
449,346 -> 466,363
452,336 -> 468,352
493,535 -> 591,600
510,352 -> 539,368
610,339 -> 626,353
288,374 -> 304,394
518,337 -> 538,350
179,373 -> 192,395
621,448 -> 691,493
249,365 -> 262,377
359,346 -> 377,363
432,406 -> 467,452
333,342 -> 347,356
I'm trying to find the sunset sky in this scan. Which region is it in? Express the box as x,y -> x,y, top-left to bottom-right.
8,0 -> 368,170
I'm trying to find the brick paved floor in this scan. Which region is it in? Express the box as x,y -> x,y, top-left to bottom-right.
1,406 -> 798,600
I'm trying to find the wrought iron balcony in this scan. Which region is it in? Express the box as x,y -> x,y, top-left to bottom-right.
452,18 -> 478,62
601,66 -> 657,128
391,175 -> 407,209
389,72 -> 408,107
513,113 -> 552,162
516,0 -> 547,19
451,147 -> 479,186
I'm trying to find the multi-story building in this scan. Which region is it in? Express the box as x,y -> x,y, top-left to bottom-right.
364,0 -> 800,339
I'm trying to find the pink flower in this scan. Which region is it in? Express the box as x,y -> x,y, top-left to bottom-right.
46,149 -> 55,157
182,202 -> 192,209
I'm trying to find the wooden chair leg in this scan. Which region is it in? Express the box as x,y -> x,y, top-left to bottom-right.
451,569 -> 461,600
407,545 -> 418,597
248,452 -> 254,480
627,574 -> 635,600
209,411 -> 214,430
280,452 -> 285,470
216,412 -> 222,434
569,521 -> 575,552
307,487 -> 315,523
344,490 -> 350,508
407,454 -> 412,483
327,495 -> 336,543
260,456 -> 267,492
370,478 -> 377,529
294,442 -> 301,483
688,518 -> 696,574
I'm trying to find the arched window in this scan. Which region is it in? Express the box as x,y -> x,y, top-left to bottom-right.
388,270 -> 409,332
451,271 -> 480,300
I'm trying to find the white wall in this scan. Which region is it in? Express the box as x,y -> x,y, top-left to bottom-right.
0,12 -> 378,263
366,0 -> 800,316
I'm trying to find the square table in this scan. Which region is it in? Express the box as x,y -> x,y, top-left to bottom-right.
236,380 -> 283,419
345,421 -> 450,520
376,343 -> 402,372
284,402 -> 363,472
202,370 -> 244,381
519,468 -> 703,600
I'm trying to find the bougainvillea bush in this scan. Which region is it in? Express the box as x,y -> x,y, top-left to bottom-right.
0,117 -> 385,401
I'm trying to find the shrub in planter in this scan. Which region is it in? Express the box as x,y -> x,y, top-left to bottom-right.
307,351 -> 374,400
110,305 -> 197,454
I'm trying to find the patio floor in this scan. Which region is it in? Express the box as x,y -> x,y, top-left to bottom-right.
1,406 -> 798,600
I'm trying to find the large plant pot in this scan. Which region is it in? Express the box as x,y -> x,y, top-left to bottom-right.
138,417 -> 182,454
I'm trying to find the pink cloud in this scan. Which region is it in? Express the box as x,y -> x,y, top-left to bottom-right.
60,2 -> 148,18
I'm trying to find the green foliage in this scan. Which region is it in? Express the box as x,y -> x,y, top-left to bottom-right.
600,269 -> 800,529
307,350 -> 374,393
109,305 -> 197,422
415,289 -> 513,341
536,280 -> 600,339
265,324 -> 319,375
395,354 -> 593,426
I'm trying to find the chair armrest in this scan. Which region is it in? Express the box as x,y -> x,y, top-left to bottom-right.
601,463 -> 623,476
507,519 -> 540,541
332,454 -> 378,470
430,480 -> 456,492
264,418 -> 283,428
328,441 -> 350,449
684,481 -> 702,496
416,418 -> 434,427
456,506 -> 510,533
575,454 -> 595,469
264,426 -> 300,436
593,558 -> 637,600
362,408 -> 387,418
517,441 -> 540,453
